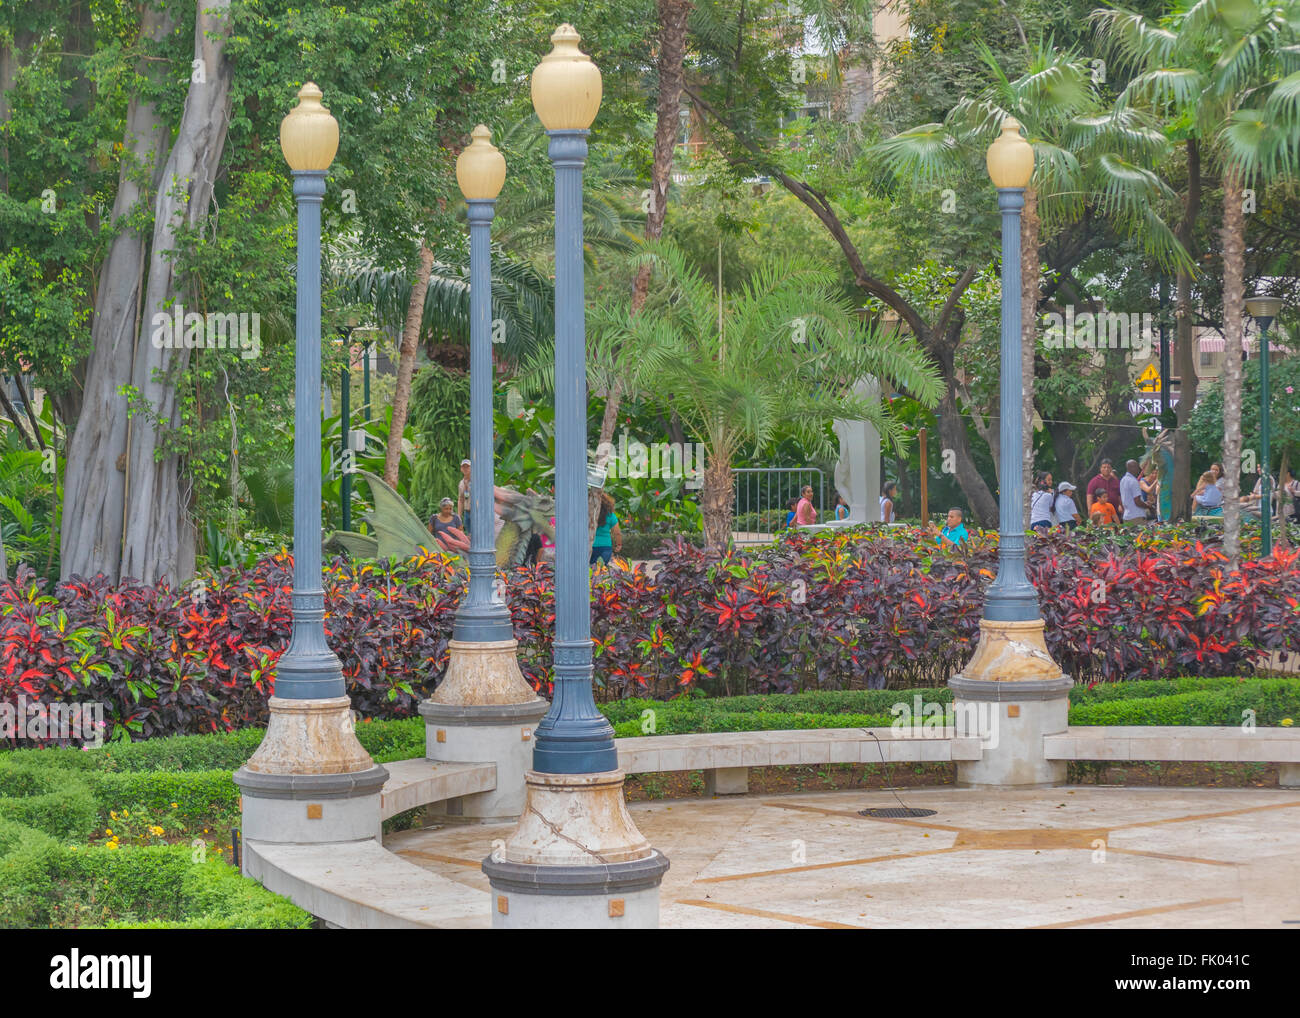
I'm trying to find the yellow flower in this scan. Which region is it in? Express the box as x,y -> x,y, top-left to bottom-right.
1282,718 -> 1294,727
150,825 -> 164,836
170,802 -> 178,809
104,829 -> 112,836
106,842 -> 118,850
110,810 -> 117,820
122,810 -> 129,818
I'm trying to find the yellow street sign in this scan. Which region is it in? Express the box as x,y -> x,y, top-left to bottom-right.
1135,363 -> 1161,392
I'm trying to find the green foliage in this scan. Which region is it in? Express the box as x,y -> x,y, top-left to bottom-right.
1185,354 -> 1300,470
0,760 -> 98,842
604,676 -> 1300,735
408,365 -> 471,523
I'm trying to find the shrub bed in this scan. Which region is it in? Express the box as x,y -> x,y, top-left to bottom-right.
4,526 -> 1300,742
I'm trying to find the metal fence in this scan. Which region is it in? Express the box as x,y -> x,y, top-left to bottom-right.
732,467 -> 825,544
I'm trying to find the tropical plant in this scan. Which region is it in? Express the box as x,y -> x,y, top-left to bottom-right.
870,38 -> 1189,520
1093,0 -> 1300,560
598,243 -> 945,549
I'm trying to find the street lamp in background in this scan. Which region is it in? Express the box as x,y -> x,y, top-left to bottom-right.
1246,294 -> 1284,556
234,83 -> 387,855
482,24 -> 669,929
946,117 -> 1072,789
419,125 -> 548,823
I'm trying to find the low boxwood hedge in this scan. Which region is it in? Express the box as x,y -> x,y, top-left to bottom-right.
603,677 -> 1300,737
0,819 -> 311,929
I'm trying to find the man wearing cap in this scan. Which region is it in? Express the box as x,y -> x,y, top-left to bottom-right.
1054,481 -> 1082,531
457,458 -> 471,535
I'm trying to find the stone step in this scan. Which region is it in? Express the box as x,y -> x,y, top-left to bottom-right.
379,759 -> 496,820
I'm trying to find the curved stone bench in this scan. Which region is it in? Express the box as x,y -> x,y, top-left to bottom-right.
243,838 -> 489,929
1044,726 -> 1300,787
617,727 -> 984,795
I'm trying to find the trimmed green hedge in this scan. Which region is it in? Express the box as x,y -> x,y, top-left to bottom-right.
603,677 -> 1300,737
0,816 -> 310,929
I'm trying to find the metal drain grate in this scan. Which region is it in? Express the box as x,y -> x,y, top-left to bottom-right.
858,807 -> 937,819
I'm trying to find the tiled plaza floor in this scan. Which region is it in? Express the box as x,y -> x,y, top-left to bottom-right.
385,785 -> 1300,928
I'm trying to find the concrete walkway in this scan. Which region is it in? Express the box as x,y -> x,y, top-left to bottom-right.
386,786 -> 1300,928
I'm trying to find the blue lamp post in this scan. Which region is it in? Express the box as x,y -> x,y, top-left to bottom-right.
276,81 -> 347,701
481,26 -> 667,929
945,117 -> 1071,790
528,25 -> 618,775
1246,295 -> 1283,556
983,117 -> 1039,623
454,126 -> 511,643
234,83 -> 385,853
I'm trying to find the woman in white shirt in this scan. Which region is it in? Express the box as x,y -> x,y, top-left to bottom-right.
1030,472 -> 1055,534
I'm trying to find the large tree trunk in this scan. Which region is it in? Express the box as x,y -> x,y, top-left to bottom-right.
384,243 -> 435,488
1171,140 -> 1201,522
120,0 -> 233,585
589,0 -> 693,543
61,4 -> 176,582
701,449 -> 732,552
1021,186 -> 1039,527
1220,171 -> 1246,562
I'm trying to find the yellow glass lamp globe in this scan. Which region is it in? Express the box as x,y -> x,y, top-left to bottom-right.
280,82 -> 339,172
530,24 -> 602,130
456,125 -> 507,200
986,116 -> 1034,189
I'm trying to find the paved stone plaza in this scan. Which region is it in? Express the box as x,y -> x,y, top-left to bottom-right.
388,786 -> 1300,928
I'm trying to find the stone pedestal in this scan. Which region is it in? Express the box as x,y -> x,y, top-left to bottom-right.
481,769 -> 670,929
1280,762 -> 1300,789
234,696 -> 387,852
420,639 -> 547,822
948,619 -> 1072,789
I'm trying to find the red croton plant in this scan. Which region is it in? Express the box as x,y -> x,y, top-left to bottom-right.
2,529 -> 1298,744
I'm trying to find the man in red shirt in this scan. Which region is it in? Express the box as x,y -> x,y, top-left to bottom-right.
1086,459 -> 1122,511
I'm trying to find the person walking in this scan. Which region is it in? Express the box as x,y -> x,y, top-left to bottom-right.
1030,471 -> 1055,534
590,492 -> 622,567
1086,458 -> 1122,512
1054,481 -> 1082,531
880,482 -> 897,524
1120,459 -> 1149,525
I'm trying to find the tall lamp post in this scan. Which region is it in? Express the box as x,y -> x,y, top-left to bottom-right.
483,24 -> 668,929
419,125 -> 548,823
1246,295 -> 1283,556
234,83 -> 387,855
947,117 -> 1072,789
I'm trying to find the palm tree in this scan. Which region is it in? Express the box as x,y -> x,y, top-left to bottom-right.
1094,0 -> 1300,559
603,243 -> 944,550
871,40 -> 1187,523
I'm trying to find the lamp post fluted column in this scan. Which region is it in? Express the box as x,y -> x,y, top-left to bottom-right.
1247,295 -> 1283,557
947,117 -> 1071,790
234,83 -> 386,855
531,122 -> 619,775
419,125 -> 547,823
483,24 -> 668,929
